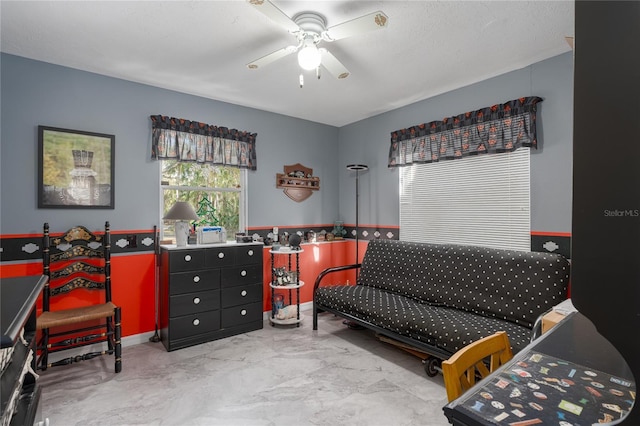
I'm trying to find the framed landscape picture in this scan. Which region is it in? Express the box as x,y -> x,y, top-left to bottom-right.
38,125 -> 115,209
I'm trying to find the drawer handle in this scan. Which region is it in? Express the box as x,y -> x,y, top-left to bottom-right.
184,254 -> 192,262
193,297 -> 201,305
248,249 -> 254,256
218,252 -> 225,259
241,309 -> 247,316
241,270 -> 247,277
193,275 -> 200,283
193,318 -> 200,326
241,290 -> 247,297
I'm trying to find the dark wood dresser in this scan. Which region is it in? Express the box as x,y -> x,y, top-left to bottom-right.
159,243 -> 263,351
1,275 -> 47,426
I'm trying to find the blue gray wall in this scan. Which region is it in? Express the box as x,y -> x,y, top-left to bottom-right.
0,54 -> 339,235
337,52 -> 574,234
1,52 -> 573,237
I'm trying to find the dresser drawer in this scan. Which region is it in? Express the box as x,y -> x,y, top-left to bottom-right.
222,264 -> 261,287
204,247 -> 235,268
169,250 -> 205,272
235,245 -> 262,265
221,284 -> 261,308
170,269 -> 220,295
169,310 -> 220,340
170,290 -> 220,317
221,302 -> 263,328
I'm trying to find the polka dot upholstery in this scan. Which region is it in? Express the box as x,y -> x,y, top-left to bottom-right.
314,239 -> 570,356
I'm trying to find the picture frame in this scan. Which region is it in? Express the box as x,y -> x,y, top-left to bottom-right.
38,125 -> 115,209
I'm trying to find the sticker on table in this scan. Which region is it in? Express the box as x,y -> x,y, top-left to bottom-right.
509,387 -> 522,398
494,412 -> 509,422
584,370 -> 598,377
610,376 -> 633,387
529,401 -> 544,411
559,399 -> 584,415
533,391 -> 547,400
491,401 -> 505,410
539,366 -> 550,375
529,353 -> 542,363
480,391 -> 493,400
495,379 -> 510,389
511,408 -> 526,418
527,382 -> 540,390
602,403 -> 623,413
590,381 -> 604,389
559,422 -> 573,426
513,368 -> 532,378
585,386 -> 602,397
508,374 -> 522,383
598,413 -> 615,423
610,389 -> 624,397
508,419 -> 542,426
471,401 -> 485,412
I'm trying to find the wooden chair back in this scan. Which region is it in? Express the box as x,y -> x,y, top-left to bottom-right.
441,331 -> 513,402
36,221 -> 121,373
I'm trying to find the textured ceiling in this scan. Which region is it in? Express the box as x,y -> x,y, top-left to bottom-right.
0,1 -> 574,127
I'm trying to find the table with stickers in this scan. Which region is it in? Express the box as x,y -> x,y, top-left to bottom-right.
444,313 -> 636,426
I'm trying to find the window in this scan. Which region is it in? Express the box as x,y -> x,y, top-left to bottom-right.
160,161 -> 246,242
399,148 -> 530,250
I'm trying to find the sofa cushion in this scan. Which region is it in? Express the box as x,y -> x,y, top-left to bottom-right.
357,240 -> 570,328
315,285 -> 533,355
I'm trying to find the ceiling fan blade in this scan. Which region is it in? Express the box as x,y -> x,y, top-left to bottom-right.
322,11 -> 388,42
247,45 -> 297,70
247,0 -> 300,33
319,49 -> 350,80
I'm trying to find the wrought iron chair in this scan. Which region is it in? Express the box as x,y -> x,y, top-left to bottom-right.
36,222 -> 122,373
441,331 -> 513,402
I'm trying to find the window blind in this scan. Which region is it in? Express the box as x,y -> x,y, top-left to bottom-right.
399,148 -> 530,250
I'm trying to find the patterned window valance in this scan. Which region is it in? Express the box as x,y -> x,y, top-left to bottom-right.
388,96 -> 542,168
150,115 -> 257,170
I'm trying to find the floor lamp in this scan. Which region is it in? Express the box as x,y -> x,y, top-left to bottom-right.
344,164 -> 368,330
346,164 -> 368,267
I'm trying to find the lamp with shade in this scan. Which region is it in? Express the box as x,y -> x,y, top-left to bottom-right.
163,201 -> 199,246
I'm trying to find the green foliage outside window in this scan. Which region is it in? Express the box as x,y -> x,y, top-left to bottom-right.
161,161 -> 242,241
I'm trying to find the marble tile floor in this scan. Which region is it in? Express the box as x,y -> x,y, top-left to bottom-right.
39,313 -> 450,426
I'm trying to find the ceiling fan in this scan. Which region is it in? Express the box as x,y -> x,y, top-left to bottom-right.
246,0 -> 389,86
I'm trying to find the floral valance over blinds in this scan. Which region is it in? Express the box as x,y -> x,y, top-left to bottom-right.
150,115 -> 257,170
388,96 -> 542,168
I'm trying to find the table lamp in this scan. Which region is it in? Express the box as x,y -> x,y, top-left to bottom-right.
163,201 -> 199,246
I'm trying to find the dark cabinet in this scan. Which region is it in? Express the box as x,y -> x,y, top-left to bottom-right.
159,244 -> 263,351
1,275 -> 47,426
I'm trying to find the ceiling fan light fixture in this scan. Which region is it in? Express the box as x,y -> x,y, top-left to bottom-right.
297,44 -> 321,70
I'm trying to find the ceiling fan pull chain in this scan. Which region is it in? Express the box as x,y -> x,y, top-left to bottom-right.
299,74 -> 304,88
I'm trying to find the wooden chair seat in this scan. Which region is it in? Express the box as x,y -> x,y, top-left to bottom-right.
37,302 -> 118,330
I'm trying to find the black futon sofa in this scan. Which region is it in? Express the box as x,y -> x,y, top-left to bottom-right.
313,239 -> 570,374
